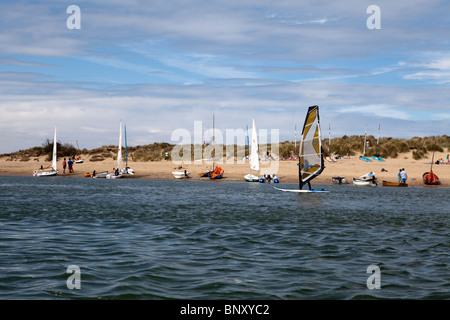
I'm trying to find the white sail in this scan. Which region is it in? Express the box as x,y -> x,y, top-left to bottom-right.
117,120 -> 123,171
299,105 -> 324,189
52,127 -> 57,171
250,117 -> 259,171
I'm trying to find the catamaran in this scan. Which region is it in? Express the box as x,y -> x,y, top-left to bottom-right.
244,117 -> 260,182
33,127 -> 58,177
275,105 -> 328,192
106,121 -> 124,179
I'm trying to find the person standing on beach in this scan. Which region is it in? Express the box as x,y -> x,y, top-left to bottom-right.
400,168 -> 407,183
397,169 -> 402,182
62,158 -> 67,174
68,159 -> 74,173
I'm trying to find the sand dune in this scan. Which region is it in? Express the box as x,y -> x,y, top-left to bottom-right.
1,149 -> 449,187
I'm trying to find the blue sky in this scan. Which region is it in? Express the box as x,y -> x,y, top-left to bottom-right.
0,0 -> 449,153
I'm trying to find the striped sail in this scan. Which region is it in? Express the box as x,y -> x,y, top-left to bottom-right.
299,105 -> 324,189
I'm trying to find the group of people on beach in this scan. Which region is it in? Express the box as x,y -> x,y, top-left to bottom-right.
435,155 -> 449,164
397,168 -> 408,183
62,158 -> 74,174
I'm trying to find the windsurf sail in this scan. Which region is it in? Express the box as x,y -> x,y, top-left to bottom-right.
250,117 -> 259,172
298,105 -> 325,190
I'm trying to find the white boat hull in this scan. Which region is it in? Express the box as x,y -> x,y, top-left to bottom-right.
34,170 -> 58,177
172,171 -> 190,179
91,171 -> 109,178
353,178 -> 377,187
244,174 -> 259,182
106,173 -> 123,179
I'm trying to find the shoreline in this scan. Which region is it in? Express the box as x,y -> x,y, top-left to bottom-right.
1,149 -> 449,187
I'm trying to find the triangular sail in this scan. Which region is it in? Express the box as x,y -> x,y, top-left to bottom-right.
250,117 -> 259,171
117,121 -> 123,171
299,105 -> 324,189
52,127 -> 57,171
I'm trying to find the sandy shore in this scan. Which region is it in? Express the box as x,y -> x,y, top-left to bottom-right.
1,149 -> 449,187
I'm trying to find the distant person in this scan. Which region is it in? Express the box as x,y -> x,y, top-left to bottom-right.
68,159 -> 74,173
62,158 -> 67,174
397,169 -> 402,182
447,154 -> 449,164
347,149 -> 350,158
400,168 -> 407,183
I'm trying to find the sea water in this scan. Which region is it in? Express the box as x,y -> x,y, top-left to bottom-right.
0,175 -> 448,300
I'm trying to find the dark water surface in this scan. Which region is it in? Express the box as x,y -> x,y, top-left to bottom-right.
0,175 -> 448,300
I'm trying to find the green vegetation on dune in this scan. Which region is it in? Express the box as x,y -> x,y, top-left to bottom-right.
2,135 -> 449,162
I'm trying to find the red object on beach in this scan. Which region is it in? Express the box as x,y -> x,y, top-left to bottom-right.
423,170 -> 440,185
209,166 -> 224,179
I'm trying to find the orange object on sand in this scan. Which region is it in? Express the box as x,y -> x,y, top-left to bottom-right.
209,166 -> 224,179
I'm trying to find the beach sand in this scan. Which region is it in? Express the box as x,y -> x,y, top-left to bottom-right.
1,149 -> 449,187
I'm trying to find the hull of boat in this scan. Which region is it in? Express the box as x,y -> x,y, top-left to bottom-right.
423,172 -> 440,185
106,173 -> 123,179
353,178 -> 377,187
198,171 -> 212,177
90,171 -> 109,178
34,170 -> 58,177
332,177 -> 347,184
172,171 -> 190,179
382,180 -> 408,187
209,167 -> 224,179
244,174 -> 259,182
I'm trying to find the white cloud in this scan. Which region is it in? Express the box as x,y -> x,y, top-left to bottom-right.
338,104 -> 412,121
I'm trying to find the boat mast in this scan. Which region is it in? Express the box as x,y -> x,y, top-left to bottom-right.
294,125 -> 297,156
328,123 -> 331,156
376,124 -> 380,156
124,124 -> 128,168
363,124 -> 367,156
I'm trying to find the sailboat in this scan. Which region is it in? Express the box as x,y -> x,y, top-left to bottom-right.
275,105 -> 328,192
106,121 -> 124,179
34,127 -> 58,177
244,117 -> 260,182
121,124 -> 135,175
75,140 -> 84,163
198,113 -> 216,177
423,150 -> 440,185
208,113 -> 224,179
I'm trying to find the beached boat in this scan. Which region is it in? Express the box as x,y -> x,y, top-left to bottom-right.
423,151 -> 440,185
244,117 -> 260,182
74,140 -> 84,163
172,170 -> 190,179
275,105 -> 328,193
106,121 -> 124,179
34,127 -> 58,177
121,125 -> 135,175
209,166 -> 224,179
332,176 -> 347,184
382,180 -> 408,187
85,170 -> 109,178
359,156 -> 372,162
423,171 -> 440,185
353,172 -> 377,187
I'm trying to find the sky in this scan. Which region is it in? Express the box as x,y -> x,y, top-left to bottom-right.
0,0 -> 449,153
